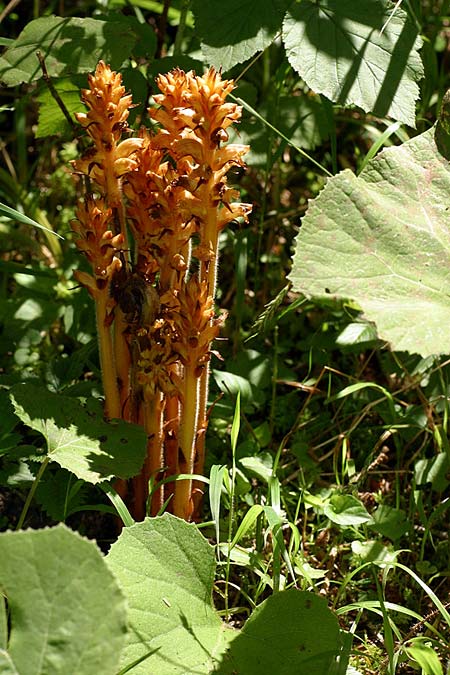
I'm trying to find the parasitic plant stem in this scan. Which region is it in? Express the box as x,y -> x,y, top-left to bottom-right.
72,63 -> 252,521
173,365 -> 199,519
95,293 -> 121,419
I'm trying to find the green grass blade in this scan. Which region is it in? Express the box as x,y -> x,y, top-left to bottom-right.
358,120 -> 402,174
229,504 -> 264,550
0,201 -> 64,239
101,483 -> 135,527
230,391 -> 241,453
231,95 -> 333,177
209,464 -> 226,550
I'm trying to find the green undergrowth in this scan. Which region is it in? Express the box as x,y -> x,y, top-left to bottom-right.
1,1 -> 450,674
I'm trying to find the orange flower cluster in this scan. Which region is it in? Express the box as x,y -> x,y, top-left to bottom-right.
170,276 -> 224,379
71,62 -> 252,520
73,61 -> 142,210
71,197 -> 123,299
149,69 -> 252,275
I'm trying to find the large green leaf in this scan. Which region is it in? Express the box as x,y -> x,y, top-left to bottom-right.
0,525 -> 127,675
106,514 -> 229,674
289,124 -> 450,357
215,590 -> 342,675
106,514 -> 345,674
0,16 -> 139,86
9,384 -> 147,483
192,0 -> 290,71
283,0 -> 423,126
35,78 -> 84,138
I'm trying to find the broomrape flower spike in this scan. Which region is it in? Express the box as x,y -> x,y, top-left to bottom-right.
71,63 -> 252,521
71,196 -> 123,420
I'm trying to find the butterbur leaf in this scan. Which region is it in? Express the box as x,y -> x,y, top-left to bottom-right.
106,514 -> 229,674
0,525 -> 127,675
289,125 -> 450,357
283,0 -> 423,126
9,383 -> 147,483
215,590 -> 342,675
106,514 -> 346,674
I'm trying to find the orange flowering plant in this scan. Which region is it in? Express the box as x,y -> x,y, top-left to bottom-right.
71,62 -> 252,521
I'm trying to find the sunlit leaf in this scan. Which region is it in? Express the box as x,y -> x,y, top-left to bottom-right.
0,202 -> 64,239
192,0 -> 290,71
289,125 -> 450,357
324,494 -> 373,526
405,640 -> 444,675
36,79 -> 82,138
0,16 -> 139,85
283,0 -> 423,125
10,384 -> 146,484
106,515 -> 346,674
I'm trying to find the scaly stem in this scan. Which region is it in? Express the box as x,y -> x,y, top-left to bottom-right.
96,293 -> 121,419
143,390 -> 164,516
114,309 -> 131,415
163,391 -> 180,509
173,365 -> 199,519
194,195 -> 221,512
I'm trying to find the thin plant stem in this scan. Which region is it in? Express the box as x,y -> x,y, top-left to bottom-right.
143,390 -> 164,516
16,456 -> 50,530
269,324 -> 279,442
225,393 -> 240,622
173,0 -> 191,56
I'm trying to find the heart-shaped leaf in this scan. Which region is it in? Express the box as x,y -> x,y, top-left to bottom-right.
324,495 -> 373,527
0,16 -> 139,86
192,0 -> 290,71
106,514 -> 345,674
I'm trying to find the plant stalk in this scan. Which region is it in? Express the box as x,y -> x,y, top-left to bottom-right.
95,293 -> 121,419
16,456 -> 50,530
173,365 -> 199,519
